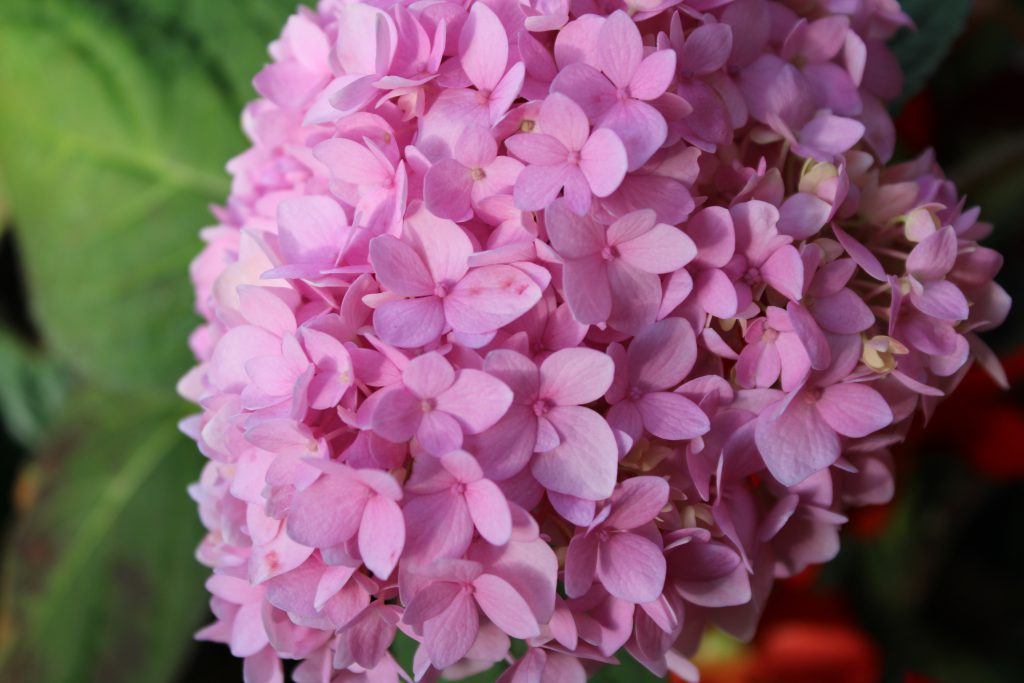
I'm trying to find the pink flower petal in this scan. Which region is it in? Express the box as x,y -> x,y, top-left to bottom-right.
358,494 -> 404,579
404,352 -> 455,399
606,476 -> 669,530
532,406 -> 617,500
466,478 -> 513,545
597,532 -> 666,604
817,382 -> 893,438
598,11 -> 643,90
755,392 -> 840,486
446,265 -> 542,334
539,348 -> 614,407
637,391 -> 710,441
473,574 -> 541,638
459,3 -> 508,91
372,296 -> 446,348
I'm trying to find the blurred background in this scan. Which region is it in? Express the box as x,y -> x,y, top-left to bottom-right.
0,1 -> 1021,682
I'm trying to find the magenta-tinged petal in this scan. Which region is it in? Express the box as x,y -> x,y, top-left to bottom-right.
832,225 -> 887,281
372,386 -> 423,442
550,62 -> 617,119
755,392 -> 840,486
816,382 -> 893,438
459,2 -> 508,91
564,532 -> 600,598
760,244 -> 804,301
437,369 -> 513,434
913,280 -> 970,321
630,49 -> 676,100
629,317 -> 697,391
607,477 -> 669,530
778,192 -> 832,240
404,352 -> 455,399
813,289 -> 874,334
404,491 -> 474,561
597,532 -> 667,604
513,163 -> 570,212
544,199 -> 605,258
287,476 -> 370,548
403,581 -> 463,626
424,159 -> 474,221
907,226 -> 957,280
446,265 -> 542,334
786,301 -> 830,370
532,406 -> 617,500
561,258 -> 612,325
539,347 -> 614,407
606,260 -> 661,333
506,133 -> 570,165
637,391 -> 710,441
579,127 -> 628,196
539,92 -> 591,151
483,349 -> 541,401
598,99 -> 668,171
423,591 -> 479,669
598,10 -> 643,89
473,574 -> 541,638
615,222 -> 697,274
358,494 -> 404,579
798,114 -> 865,158
373,296 -> 446,348
243,647 -> 283,683
688,206 -> 736,268
466,478 -> 512,545
417,409 -> 465,454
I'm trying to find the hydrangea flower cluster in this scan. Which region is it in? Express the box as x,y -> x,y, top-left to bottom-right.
179,1 -> 1011,681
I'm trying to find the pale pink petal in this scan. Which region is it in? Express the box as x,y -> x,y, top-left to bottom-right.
459,3 -> 508,91
550,62 -> 617,118
446,265 -> 542,334
539,93 -> 591,151
373,296 -> 446,348
424,592 -> 479,669
564,532 -> 600,598
606,260 -> 661,333
786,301 -> 830,370
579,127 -> 629,194
455,125 -> 498,169
369,235 -> 434,296
418,409 -> 465,454
599,10 -> 643,89
755,393 -> 839,486
514,163 -> 570,211
532,406 -> 617,500
607,476 -> 669,530
372,386 -> 423,442
544,199 -> 605,258
913,280 -> 969,321
466,478 -> 513,545
403,581 -> 463,626
760,244 -> 804,300
832,225 -> 886,281
813,289 -> 874,334
907,226 -> 957,280
628,317 -> 697,391
277,195 -> 348,267
287,476 -> 370,547
616,222 -> 697,274
598,99 -> 668,171
473,574 -> 541,638
406,210 -> 473,284
359,495 -> 405,579
637,391 -> 710,441
424,159 -> 474,221
597,532 -> 667,604
562,258 -> 612,325
404,352 -> 455,399
817,383 -> 893,438
506,133 -> 569,165
629,49 -> 676,100
539,348 -> 614,406
437,368 -> 514,433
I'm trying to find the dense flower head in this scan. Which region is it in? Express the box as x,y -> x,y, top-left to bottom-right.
180,0 -> 1010,681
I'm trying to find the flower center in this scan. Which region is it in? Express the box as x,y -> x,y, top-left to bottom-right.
743,266 -> 762,286
453,481 -> 467,495
762,326 -> 780,343
567,149 -> 581,164
434,280 -> 452,298
420,398 -> 436,413
532,398 -> 553,416
470,167 -> 486,181
600,245 -> 619,261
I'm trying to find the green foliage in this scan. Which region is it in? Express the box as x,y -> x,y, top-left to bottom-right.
0,332 -> 68,448
0,1 -> 300,682
891,0 -> 973,109
0,392 -> 207,683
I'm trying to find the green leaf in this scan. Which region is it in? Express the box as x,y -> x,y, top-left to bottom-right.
890,0 -> 973,108
0,0 -> 295,393
0,331 -> 69,448
589,652 -> 664,682
0,390 -> 206,683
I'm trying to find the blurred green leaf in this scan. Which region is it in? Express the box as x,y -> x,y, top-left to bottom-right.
891,0 -> 973,108
0,0 -> 295,393
0,331 -> 69,448
0,391 -> 205,683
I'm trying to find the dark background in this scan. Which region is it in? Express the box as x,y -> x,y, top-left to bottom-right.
0,1 -> 1022,682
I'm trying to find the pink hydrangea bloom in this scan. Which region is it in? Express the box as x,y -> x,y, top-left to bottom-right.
181,1 -> 1010,681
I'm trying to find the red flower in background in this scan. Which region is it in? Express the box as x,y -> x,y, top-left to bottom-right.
925,351 -> 1024,480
